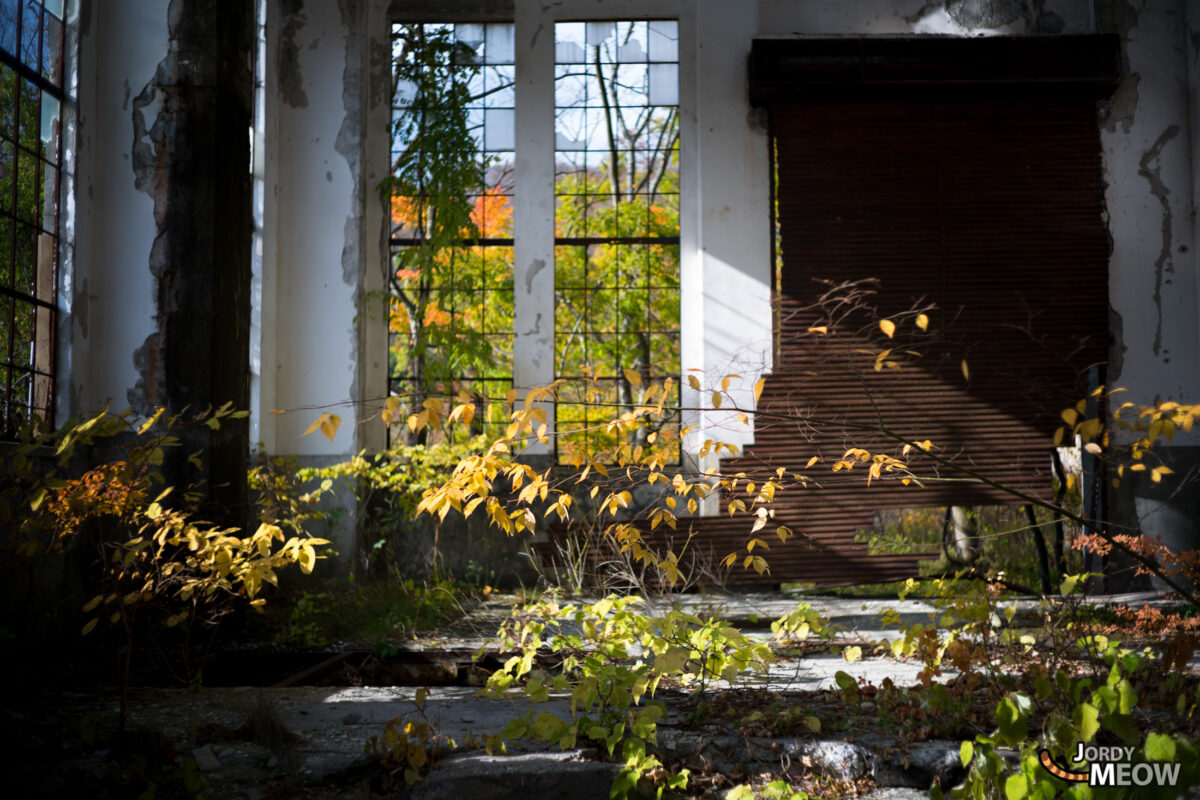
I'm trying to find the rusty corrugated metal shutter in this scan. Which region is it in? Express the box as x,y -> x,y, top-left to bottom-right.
683,96 -> 1111,587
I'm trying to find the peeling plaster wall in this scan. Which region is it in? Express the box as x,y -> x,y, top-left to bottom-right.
1099,0 -> 1200,581
257,0 -> 383,573
1102,0 -> 1200,408
73,2 -> 167,412
262,0 -> 361,457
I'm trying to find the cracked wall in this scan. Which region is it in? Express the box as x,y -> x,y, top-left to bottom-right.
72,1 -> 167,414
1099,0 -> 1200,586
1101,0 -> 1200,407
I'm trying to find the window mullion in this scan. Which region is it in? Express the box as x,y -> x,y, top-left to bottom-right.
512,4 -> 556,456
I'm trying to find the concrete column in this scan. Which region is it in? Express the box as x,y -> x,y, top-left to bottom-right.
77,0 -> 256,518
1101,0 -> 1200,588
512,0 -> 555,456
698,0 -> 773,458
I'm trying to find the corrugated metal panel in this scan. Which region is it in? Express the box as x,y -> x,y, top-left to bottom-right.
683,97 -> 1109,587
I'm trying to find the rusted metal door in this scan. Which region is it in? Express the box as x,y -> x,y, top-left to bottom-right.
682,38 -> 1116,587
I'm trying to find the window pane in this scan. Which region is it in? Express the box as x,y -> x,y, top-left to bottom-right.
648,21 -> 678,62
485,23 -> 514,64
19,0 -> 37,72
41,9 -> 61,85
484,107 -> 513,151
0,0 -> 15,58
648,64 -> 678,106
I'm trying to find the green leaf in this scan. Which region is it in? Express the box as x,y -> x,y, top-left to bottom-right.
501,716 -> 528,740
996,694 -> 1030,746
1144,732 -> 1176,762
960,740 -> 974,768
1004,773 -> 1028,800
1074,701 -> 1100,742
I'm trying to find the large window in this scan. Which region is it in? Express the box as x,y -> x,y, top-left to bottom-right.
553,20 -> 680,462
388,18 -> 680,457
389,22 -> 515,436
0,0 -> 63,436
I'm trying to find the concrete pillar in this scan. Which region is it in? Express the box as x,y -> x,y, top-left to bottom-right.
512,0 -> 556,457
76,0 -> 256,519
1100,0 -> 1200,589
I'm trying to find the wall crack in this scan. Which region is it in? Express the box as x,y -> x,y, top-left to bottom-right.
1137,123 -> 1180,359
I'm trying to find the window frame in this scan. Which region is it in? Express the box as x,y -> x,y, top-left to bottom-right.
0,0 -> 67,438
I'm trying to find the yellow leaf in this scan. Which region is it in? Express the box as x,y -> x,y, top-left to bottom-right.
1061,408 -> 1078,426
915,313 -> 929,331
711,391 -> 722,409
805,456 -> 819,468
269,408 -> 287,415
961,359 -> 970,381
808,326 -> 827,334
81,618 -> 98,636
623,368 -> 642,388
879,319 -> 896,338
301,414 -> 326,437
687,374 -> 701,391
753,377 -> 765,402
1084,442 -> 1102,455
320,414 -> 341,442
843,646 -> 863,663
298,544 -> 317,574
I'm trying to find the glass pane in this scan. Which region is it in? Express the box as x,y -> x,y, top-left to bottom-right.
394,79 -> 418,108
586,22 -> 614,49
454,23 -> 484,64
648,21 -> 678,62
0,64 -> 13,137
39,162 -> 54,230
483,108 -> 513,151
38,90 -> 57,158
42,0 -> 62,20
648,64 -> 678,106
19,0 -> 37,71
41,9 -> 60,85
555,22 -> 586,64
0,217 -> 11,286
0,138 -> 12,211
484,23 -> 514,65
615,21 -> 648,62
14,148 -> 35,223
16,78 -> 35,146
483,65 -> 514,109
0,0 -> 16,56
12,295 -> 32,369
13,222 -> 33,291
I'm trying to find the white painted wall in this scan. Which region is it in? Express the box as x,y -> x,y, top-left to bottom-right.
71,1 -> 166,413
